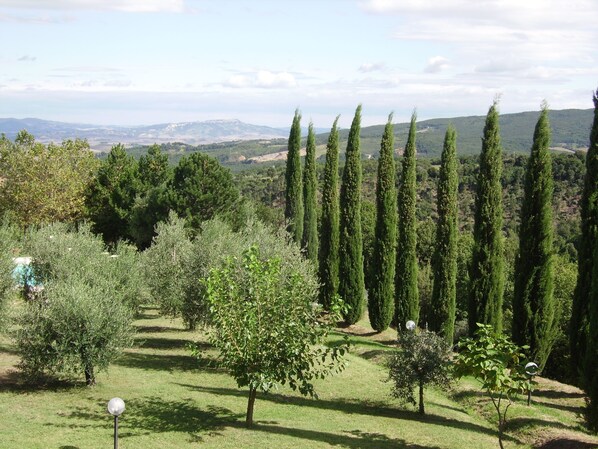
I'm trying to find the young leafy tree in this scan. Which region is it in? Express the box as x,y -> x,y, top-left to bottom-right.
204,246 -> 347,427
388,329 -> 452,414
429,125 -> 459,342
512,105 -> 556,369
302,122 -> 318,264
368,114 -> 397,332
86,144 -> 140,244
469,101 -> 505,335
339,105 -> 365,324
17,223 -> 136,385
455,324 -> 528,449
318,117 -> 341,309
285,110 -> 303,243
571,88 -> 598,378
395,112 -> 419,328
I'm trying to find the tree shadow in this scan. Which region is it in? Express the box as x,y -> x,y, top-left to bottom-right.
59,446 -> 80,449
506,416 -> 576,433
532,398 -> 584,415
0,368 -> 87,393
536,437 -> 598,449
532,389 -> 585,400
135,325 -> 182,334
178,384 -> 514,441
134,337 -> 196,351
244,423 -> 444,449
47,396 -> 240,443
114,350 -> 221,373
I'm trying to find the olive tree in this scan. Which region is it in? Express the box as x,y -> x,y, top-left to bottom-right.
204,245 -> 348,427
16,223 -> 137,385
388,329 -> 452,414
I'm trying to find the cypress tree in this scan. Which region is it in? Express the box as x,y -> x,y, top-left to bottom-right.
318,116 -> 340,309
468,101 -> 504,335
302,122 -> 318,265
285,110 -> 303,243
571,89 -> 598,379
512,104 -> 555,369
395,112 -> 419,328
429,125 -> 458,343
585,232 -> 598,430
339,105 -> 365,324
368,114 -> 397,332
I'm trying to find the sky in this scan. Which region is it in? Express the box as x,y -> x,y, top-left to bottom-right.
0,0 -> 597,128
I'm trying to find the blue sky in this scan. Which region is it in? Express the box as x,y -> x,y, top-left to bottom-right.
0,0 -> 597,128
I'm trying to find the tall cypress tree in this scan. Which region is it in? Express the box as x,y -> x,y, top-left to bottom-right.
429,125 -> 458,343
468,102 -> 504,335
512,105 -> 555,369
319,117 -> 340,309
368,114 -> 397,332
339,105 -> 365,324
285,110 -> 303,244
395,112 -> 419,328
571,89 -> 598,380
302,122 -> 318,265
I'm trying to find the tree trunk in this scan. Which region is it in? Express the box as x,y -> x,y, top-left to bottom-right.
418,380 -> 425,414
85,364 -> 95,386
246,387 -> 257,427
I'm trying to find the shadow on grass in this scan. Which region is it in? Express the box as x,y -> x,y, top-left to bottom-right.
48,396 -> 240,443
244,423 -> 443,449
532,398 -> 584,415
135,325 -> 184,334
114,348 -> 221,373
134,337 -> 195,351
59,446 -> 80,449
0,368 -> 88,393
532,389 -> 585,400
179,384 -> 514,442
536,437 -> 598,449
0,342 -> 19,355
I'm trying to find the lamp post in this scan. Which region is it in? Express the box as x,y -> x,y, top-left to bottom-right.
525,362 -> 539,406
107,398 -> 125,449
405,320 -> 416,332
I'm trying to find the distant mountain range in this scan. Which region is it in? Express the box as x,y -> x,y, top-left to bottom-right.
0,118 -> 290,150
1,108 -> 593,162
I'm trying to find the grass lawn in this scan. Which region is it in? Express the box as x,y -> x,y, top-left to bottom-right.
0,306 -> 596,449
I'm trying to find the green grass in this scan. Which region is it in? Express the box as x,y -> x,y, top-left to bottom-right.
0,306 -> 596,449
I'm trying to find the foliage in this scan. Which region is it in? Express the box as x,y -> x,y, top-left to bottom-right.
396,112 -> 420,327
302,122 -> 318,264
572,89 -> 598,381
318,116 -> 340,309
16,223 -> 136,385
388,329 -> 452,414
455,324 -> 529,449
339,105 -> 366,324
168,151 -> 242,231
0,131 -> 98,228
469,102 -> 505,334
430,125 -> 459,342
0,220 -> 18,328
368,114 -> 397,332
86,143 -> 140,244
512,105 -> 556,369
284,110 -> 303,243
142,212 -> 193,319
204,246 -> 348,426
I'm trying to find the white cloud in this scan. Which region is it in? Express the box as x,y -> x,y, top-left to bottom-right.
224,70 -> 297,89
0,0 -> 185,13
17,55 -> 37,62
358,62 -> 386,73
424,56 -> 449,73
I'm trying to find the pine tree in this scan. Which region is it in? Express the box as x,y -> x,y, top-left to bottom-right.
318,117 -> 340,309
429,125 -> 458,343
395,112 -> 419,328
571,89 -> 598,380
285,110 -> 303,243
302,122 -> 318,265
339,106 -> 365,324
512,104 -> 555,369
368,114 -> 397,332
468,102 -> 504,335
